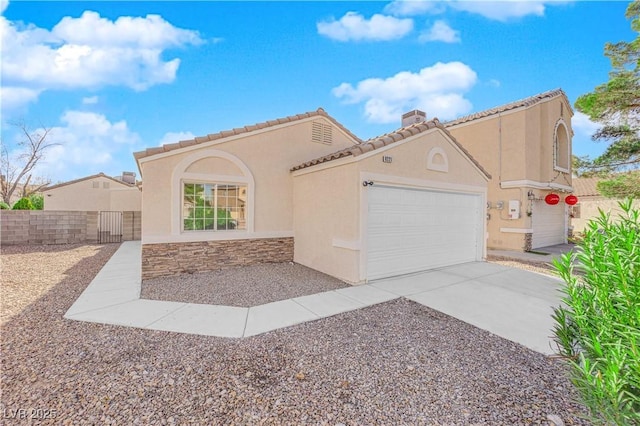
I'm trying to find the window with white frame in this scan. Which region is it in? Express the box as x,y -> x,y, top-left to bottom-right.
554,122 -> 570,171
182,183 -> 247,231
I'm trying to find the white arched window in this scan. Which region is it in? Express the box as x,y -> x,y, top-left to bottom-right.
554,120 -> 570,172
171,149 -> 255,235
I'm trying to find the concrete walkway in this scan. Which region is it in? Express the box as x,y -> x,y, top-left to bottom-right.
65,241 -> 565,355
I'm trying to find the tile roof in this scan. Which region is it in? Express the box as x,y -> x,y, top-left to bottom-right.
43,173 -> 136,191
443,89 -> 570,128
291,118 -> 491,179
571,177 -> 601,197
133,108 -> 363,161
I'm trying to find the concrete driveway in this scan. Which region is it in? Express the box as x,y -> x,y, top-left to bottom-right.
372,262 -> 564,355
66,242 -> 565,355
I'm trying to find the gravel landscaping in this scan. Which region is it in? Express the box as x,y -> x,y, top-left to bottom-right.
487,255 -> 559,277
1,243 -> 590,424
141,263 -> 350,307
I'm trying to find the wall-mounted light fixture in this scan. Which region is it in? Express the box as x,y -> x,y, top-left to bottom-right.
362,180 -> 374,187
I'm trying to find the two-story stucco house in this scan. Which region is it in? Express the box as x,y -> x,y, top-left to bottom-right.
134,89 -> 572,283
445,89 -> 574,251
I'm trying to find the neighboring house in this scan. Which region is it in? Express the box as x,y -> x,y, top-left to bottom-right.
570,177 -> 639,234
445,89 -> 574,251
43,172 -> 141,211
134,108 -> 490,283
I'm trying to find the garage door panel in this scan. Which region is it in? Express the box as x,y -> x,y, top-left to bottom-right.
367,186 -> 481,280
531,201 -> 566,249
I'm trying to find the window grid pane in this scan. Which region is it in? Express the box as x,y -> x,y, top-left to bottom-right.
183,182 -> 247,232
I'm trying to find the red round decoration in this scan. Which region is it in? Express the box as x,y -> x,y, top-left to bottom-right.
545,193 -> 560,205
565,195 -> 578,205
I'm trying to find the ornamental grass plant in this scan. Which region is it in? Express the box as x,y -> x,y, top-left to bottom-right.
552,199 -> 640,425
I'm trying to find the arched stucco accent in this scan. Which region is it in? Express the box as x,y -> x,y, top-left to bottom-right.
553,119 -> 570,172
171,149 -> 255,235
426,147 -> 449,173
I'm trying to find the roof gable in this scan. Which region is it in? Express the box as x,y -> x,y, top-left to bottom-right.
292,118 -> 491,180
43,173 -> 136,192
134,108 -> 362,163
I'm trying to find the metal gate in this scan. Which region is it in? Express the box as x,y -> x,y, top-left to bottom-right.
98,211 -> 123,243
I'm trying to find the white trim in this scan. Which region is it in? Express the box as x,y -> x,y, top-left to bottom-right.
358,172 -> 487,283
332,238 -> 360,251
426,147 -> 449,173
501,179 -> 573,192
171,149 -> 256,236
137,115 -> 360,165
500,227 -> 534,234
143,231 -> 294,245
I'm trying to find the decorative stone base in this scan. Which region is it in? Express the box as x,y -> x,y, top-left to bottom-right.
141,237 -> 294,280
524,233 -> 532,252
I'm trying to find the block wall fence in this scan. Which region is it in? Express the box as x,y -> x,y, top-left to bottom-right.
0,210 -> 141,245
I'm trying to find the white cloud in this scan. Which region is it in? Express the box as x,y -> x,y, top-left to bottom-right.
487,79 -> 501,88
0,11 -> 203,111
31,111 -> 142,181
0,86 -> 42,112
158,131 -> 196,146
418,20 -> 460,43
449,1 -> 546,22
385,0 -> 569,21
317,12 -> 413,41
332,61 -> 477,123
385,1 -> 444,16
1,0 -> 8,15
572,111 -> 602,138
82,96 -> 98,105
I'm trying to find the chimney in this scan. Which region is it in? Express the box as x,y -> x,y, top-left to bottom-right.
121,171 -> 136,184
401,110 -> 426,128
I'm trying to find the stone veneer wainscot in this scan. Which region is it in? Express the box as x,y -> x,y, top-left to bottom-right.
141,237 -> 294,280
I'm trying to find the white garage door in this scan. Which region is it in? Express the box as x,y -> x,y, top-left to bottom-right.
367,186 -> 482,280
531,201 -> 566,249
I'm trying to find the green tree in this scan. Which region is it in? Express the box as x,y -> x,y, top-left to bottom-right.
11,197 -> 33,210
552,199 -> 640,425
574,1 -> 640,180
28,193 -> 44,210
597,170 -> 640,198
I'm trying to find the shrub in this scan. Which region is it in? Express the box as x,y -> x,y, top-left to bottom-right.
0,201 -> 9,210
11,198 -> 34,210
552,198 -> 640,425
28,193 -> 44,210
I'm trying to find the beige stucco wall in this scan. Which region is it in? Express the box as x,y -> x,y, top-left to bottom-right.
44,176 -> 140,211
446,96 -> 573,250
293,128 -> 488,284
571,197 -> 640,234
110,188 -> 142,211
139,117 -> 358,243
293,163 -> 360,282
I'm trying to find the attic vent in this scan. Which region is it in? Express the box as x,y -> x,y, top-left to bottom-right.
312,121 -> 333,145
92,182 -> 100,189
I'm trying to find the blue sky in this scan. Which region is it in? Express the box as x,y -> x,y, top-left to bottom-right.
0,0 -> 633,184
